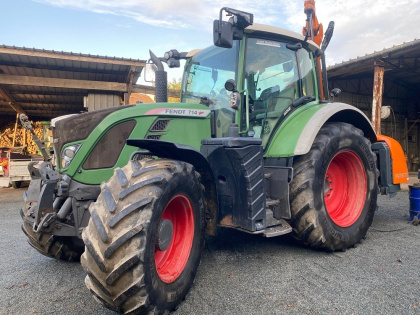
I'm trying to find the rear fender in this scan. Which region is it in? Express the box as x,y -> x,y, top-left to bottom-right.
126,139 -> 218,236
265,103 -> 376,157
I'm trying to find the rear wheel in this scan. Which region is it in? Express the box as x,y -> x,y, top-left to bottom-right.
289,122 -> 378,251
81,159 -> 205,314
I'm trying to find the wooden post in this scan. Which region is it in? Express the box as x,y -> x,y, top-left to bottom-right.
125,66 -> 136,105
11,113 -> 19,147
371,62 -> 385,134
23,127 -> 26,153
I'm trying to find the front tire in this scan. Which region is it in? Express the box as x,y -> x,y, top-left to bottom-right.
289,122 -> 378,251
21,220 -> 84,261
81,159 -> 205,314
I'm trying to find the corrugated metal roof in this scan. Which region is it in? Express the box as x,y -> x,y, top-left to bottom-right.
327,39 -> 420,84
0,44 -> 144,83
0,45 -> 147,121
0,45 -> 145,64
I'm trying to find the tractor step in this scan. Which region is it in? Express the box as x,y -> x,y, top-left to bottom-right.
262,219 -> 292,237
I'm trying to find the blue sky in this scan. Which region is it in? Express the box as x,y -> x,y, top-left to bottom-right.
1,0 -> 420,82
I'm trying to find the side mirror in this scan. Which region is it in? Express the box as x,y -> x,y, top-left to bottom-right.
144,63 -> 157,83
321,21 -> 335,52
213,20 -> 234,48
213,7 -> 253,48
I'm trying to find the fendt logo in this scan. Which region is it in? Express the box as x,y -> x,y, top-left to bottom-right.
145,108 -> 210,117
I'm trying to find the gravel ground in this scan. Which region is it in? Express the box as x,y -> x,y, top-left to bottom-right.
1,185 -> 419,315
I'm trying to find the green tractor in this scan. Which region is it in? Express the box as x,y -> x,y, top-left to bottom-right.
21,7 -> 407,314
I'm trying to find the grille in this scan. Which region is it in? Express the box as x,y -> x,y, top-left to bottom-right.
146,135 -> 162,140
150,119 -> 170,131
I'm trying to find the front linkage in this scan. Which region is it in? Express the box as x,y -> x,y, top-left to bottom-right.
20,115 -> 99,261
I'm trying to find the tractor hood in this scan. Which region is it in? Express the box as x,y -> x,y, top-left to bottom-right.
52,102 -> 211,184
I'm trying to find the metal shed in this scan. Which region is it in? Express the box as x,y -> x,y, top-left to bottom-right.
0,45 -> 163,126
328,39 -> 420,171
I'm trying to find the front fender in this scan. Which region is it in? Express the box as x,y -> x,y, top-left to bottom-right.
265,102 -> 376,157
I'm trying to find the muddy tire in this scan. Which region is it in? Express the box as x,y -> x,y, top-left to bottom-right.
21,220 -> 84,261
289,122 -> 378,251
81,159 -> 205,314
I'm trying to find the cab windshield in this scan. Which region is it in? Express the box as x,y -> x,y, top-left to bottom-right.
181,42 -> 239,137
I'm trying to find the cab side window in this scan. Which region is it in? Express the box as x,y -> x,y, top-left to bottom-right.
297,49 -> 316,97
244,38 -> 299,120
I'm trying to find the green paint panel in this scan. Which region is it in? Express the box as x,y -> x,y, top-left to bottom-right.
152,118 -> 210,149
264,103 -> 324,157
60,103 -> 211,185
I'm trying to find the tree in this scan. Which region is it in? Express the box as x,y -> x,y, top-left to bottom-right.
168,77 -> 181,91
168,77 -> 181,102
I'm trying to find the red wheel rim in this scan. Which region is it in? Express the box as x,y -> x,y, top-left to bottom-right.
324,150 -> 367,227
155,194 -> 194,283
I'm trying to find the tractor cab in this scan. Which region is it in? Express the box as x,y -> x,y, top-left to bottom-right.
181,23 -> 319,148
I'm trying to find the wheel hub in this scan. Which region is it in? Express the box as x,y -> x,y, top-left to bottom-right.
156,219 -> 173,251
324,150 -> 367,227
155,194 -> 195,283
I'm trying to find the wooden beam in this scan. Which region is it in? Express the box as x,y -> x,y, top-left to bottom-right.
0,74 -> 128,92
0,103 -> 79,110
0,60 -> 141,76
0,46 -> 146,67
8,90 -> 87,97
0,85 -> 26,114
125,66 -> 136,105
0,75 -> 179,103
0,109 -> 79,117
12,113 -> 19,147
0,85 -> 14,102
372,62 -> 385,134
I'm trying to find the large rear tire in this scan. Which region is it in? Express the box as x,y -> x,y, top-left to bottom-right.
81,159 -> 205,314
289,122 -> 378,251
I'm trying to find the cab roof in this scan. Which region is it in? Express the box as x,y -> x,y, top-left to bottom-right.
245,23 -> 319,50
187,23 -> 319,58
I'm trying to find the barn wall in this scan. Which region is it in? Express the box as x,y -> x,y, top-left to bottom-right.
85,94 -> 121,111
329,75 -> 420,171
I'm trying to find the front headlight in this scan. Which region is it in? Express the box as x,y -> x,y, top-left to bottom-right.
61,144 -> 82,168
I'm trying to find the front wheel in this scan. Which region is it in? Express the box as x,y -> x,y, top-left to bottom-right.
81,159 -> 205,314
289,122 -> 378,251
22,220 -> 84,261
